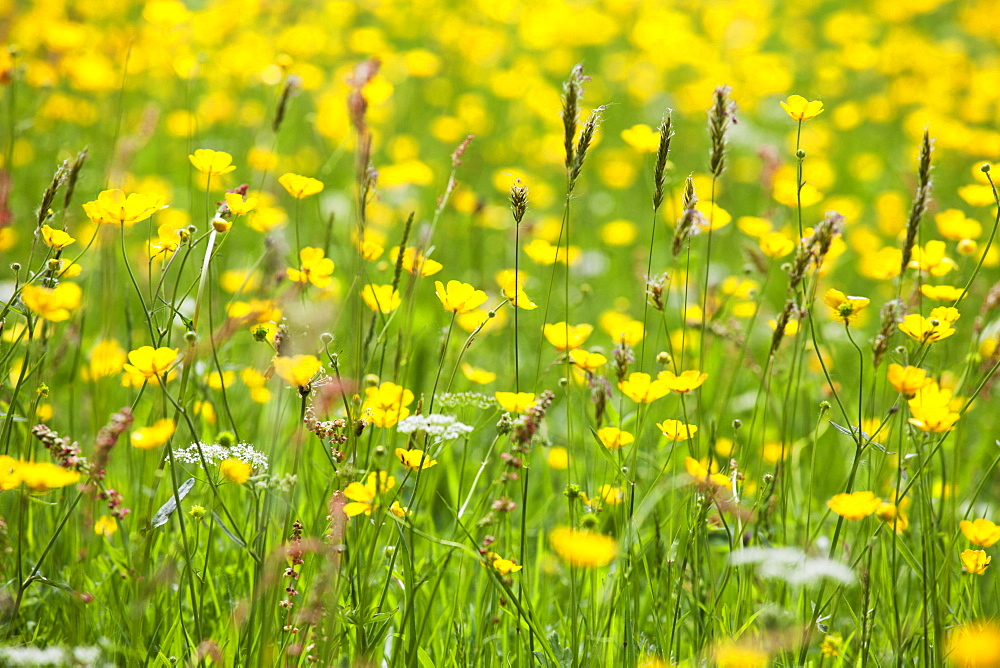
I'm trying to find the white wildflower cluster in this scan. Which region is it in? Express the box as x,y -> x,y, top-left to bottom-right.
397,414 -> 474,440
433,392 -> 496,410
173,442 -> 269,472
0,644 -> 103,666
728,546 -> 855,587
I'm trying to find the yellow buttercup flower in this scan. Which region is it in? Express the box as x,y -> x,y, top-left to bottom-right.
396,448 -> 437,471
497,270 -> 537,310
898,307 -> 960,343
601,314 -> 645,345
713,641 -> 771,668
361,284 -> 402,313
224,191 -> 258,215
827,491 -> 881,520
887,364 -> 933,397
54,259 -> 82,278
0,456 -> 18,491
189,149 -> 237,176
148,224 -> 182,258
343,471 -> 396,517
83,189 -> 165,226
547,447 -> 569,469
947,622 -> 1000,666
363,382 -> 414,428
461,363 -> 496,384
908,381 -> 960,432
780,94 -> 824,121
360,239 -> 384,261
435,280 -> 488,313
823,289 -> 869,324
87,339 -> 127,379
94,515 -> 118,537
909,240 -> 957,276
657,420 -> 698,442
219,458 -> 251,484
278,172 -> 324,198
543,322 -> 593,351
569,349 -> 607,371
287,247 -> 335,288
596,427 -> 633,450
14,461 -> 81,492
40,224 -> 75,249
523,238 -> 581,266
876,501 -> 910,534
597,484 -> 624,505
620,123 -> 660,152
20,282 -> 82,322
130,418 -> 176,450
961,549 -> 991,575
273,354 -> 322,388
936,209 -> 982,241
618,372 -> 670,403
657,369 -> 708,393
392,246 -> 443,277
920,284 -> 964,302
457,306 -> 508,335
548,527 -> 618,568
758,231 -> 795,258
960,519 -> 1000,547
490,555 -> 523,576
123,346 -> 179,379
495,391 -> 535,413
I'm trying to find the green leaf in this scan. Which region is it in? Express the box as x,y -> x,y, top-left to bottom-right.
211,510 -> 245,548
588,427 -> 633,484
150,478 -> 195,529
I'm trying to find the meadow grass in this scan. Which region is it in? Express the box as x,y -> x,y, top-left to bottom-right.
2,1 -> 1000,666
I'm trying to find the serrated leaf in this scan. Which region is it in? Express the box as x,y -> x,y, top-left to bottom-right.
151,478 -> 195,529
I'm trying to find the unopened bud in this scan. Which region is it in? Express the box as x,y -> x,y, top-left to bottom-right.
957,239 -> 977,255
